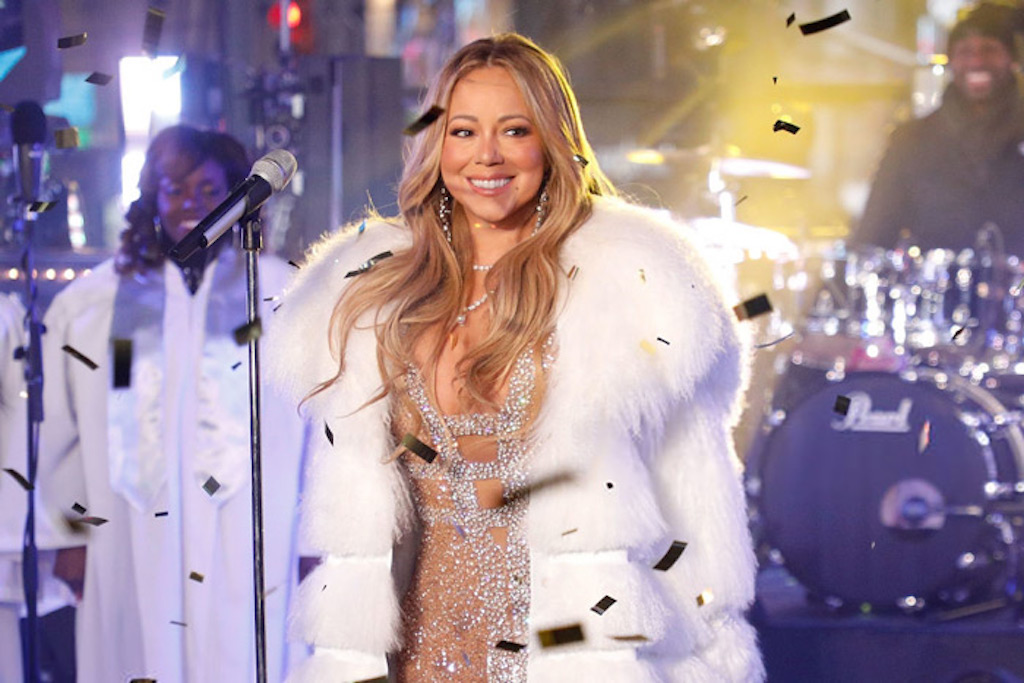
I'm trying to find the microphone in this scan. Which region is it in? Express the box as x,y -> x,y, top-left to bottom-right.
11,101 -> 47,205
170,148 -> 297,262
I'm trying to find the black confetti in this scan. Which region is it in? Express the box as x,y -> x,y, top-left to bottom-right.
142,6 -> 166,56
202,476 -> 221,496
29,201 -> 58,213
786,12 -> 796,27
561,528 -> 578,536
403,105 -> 445,136
54,127 -> 80,149
772,76 -> 777,84
232,319 -> 263,346
591,595 -> 617,615
170,620 -> 187,627
57,33 -> 88,49
653,540 -> 688,571
345,251 -> 394,278
834,395 -> 851,416
71,502 -> 87,514
3,468 -> 32,491
287,260 -> 301,269
62,344 -> 98,370
735,194 -> 749,206
496,640 -> 526,652
656,337 -> 670,345
325,422 -> 334,446
188,571 -> 204,583
231,361 -> 242,370
952,326 -> 967,342
78,516 -> 107,527
402,433 -> 437,464
799,9 -> 851,35
537,623 -> 585,648
733,294 -> 773,321
155,511 -> 168,518
755,331 -> 795,349
610,634 -> 649,642
606,482 -> 614,489
129,679 -> 157,683
112,339 -> 132,388
85,72 -> 113,86
567,265 -> 580,280
773,120 -> 800,134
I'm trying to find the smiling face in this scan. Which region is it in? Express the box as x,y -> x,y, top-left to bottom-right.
949,33 -> 1016,104
156,158 -> 230,243
440,66 -> 547,234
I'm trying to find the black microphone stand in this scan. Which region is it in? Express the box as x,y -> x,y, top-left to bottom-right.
15,202 -> 43,683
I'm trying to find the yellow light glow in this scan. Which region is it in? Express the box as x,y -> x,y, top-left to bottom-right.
626,149 -> 665,165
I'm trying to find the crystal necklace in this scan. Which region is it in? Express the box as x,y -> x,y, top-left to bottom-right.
455,292 -> 489,326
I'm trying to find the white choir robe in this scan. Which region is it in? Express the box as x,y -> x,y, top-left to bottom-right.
38,247 -> 308,683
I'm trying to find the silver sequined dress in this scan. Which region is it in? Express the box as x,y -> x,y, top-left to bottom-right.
393,347 -> 549,682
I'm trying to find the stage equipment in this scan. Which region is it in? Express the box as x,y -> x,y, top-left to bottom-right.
171,148 -> 296,683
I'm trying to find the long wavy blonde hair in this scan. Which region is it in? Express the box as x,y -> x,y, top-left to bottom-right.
316,33 -> 616,411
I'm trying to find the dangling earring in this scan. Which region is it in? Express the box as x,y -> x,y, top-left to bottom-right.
533,189 -> 549,236
438,185 -> 453,245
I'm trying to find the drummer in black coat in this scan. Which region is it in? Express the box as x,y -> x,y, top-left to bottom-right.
855,4 -> 1024,255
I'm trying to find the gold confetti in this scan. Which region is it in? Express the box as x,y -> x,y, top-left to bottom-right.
537,624 -> 584,648
188,571 -> 204,583
696,589 -> 714,607
57,33 -> 88,49
54,127 -> 80,149
640,339 -> 657,355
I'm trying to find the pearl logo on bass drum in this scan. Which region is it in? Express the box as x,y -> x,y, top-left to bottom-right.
831,392 -> 912,433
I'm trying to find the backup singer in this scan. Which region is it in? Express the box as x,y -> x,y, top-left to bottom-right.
268,34 -> 762,681
39,125 -> 307,682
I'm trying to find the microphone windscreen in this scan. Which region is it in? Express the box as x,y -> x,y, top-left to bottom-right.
12,101 -> 47,145
251,149 -> 297,192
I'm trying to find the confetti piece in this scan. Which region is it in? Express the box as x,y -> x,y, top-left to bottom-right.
287,260 -> 300,269
696,589 -> 714,607
202,476 -> 221,496
572,153 -> 589,167
29,201 -> 57,213
155,511 -> 168,518
799,9 -> 851,35
62,344 -> 98,370
733,294 -> 773,320
85,72 -> 113,86
735,194 -> 749,206
231,361 -> 242,370
606,482 -> 614,489
918,419 -> 931,454
324,422 -> 334,446
537,624 -> 585,648
402,433 -> 437,464
142,6 -> 166,56
640,339 -> 657,355
54,127 -> 80,150
610,634 -> 649,642
773,120 -> 800,134
344,251 -> 394,278
591,596 -> 617,615
358,220 -> 367,235
57,33 -> 87,49
772,77 -> 777,84
834,395 -> 851,416
567,265 -> 579,280
656,337 -> 670,345
786,12 -> 796,27
78,516 -> 108,527
505,471 -> 575,505
403,105 -> 445,136
3,468 -> 32,491
232,319 -> 263,346
496,640 -> 526,652
189,571 -> 204,583
170,620 -> 187,627
639,268 -> 646,283
952,326 -> 967,342
754,331 -> 795,349
654,540 -> 688,571
561,528 -> 578,536
112,339 -> 132,388
71,502 -> 87,514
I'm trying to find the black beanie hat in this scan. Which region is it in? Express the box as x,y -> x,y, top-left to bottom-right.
947,3 -> 1019,59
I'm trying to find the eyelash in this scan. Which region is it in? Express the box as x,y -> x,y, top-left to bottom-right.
449,126 -> 531,138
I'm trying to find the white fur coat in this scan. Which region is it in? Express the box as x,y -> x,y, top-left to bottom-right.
265,196 -> 764,682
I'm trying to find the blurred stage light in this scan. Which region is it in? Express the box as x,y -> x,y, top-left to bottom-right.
119,55 -> 181,210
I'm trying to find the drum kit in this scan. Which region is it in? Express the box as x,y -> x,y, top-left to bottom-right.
745,238 -> 1024,614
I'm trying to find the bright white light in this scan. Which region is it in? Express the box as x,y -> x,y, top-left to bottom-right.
7,268 -> 18,280
44,268 -> 56,281
121,149 -> 146,210
62,268 -> 76,280
119,56 -> 181,136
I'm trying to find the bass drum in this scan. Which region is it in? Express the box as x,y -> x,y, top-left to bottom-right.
747,367 -> 1023,608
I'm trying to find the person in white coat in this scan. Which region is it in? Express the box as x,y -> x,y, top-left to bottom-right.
267,33 -> 763,682
39,125 -> 307,682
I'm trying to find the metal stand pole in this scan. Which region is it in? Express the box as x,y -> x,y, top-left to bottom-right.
17,208 -> 43,683
241,214 -> 268,683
